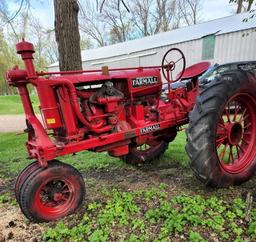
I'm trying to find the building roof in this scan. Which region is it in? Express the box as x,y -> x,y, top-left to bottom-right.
49,12 -> 256,67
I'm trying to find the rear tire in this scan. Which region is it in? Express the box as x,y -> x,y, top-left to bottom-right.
186,70 -> 256,187
18,160 -> 85,222
124,140 -> 169,165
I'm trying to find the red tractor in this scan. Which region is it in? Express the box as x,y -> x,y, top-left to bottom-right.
6,40 -> 210,222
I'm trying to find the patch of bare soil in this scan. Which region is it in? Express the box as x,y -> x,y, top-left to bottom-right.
83,161 -> 204,193
0,178 -> 46,242
0,203 -> 46,242
0,178 -> 13,194
83,161 -> 256,203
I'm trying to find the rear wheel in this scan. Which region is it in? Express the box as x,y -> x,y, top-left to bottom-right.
124,140 -> 169,165
186,70 -> 256,187
18,160 -> 85,222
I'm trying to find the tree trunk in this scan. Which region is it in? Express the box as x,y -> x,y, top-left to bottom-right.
247,0 -> 254,11
236,0 -> 243,13
54,0 -> 82,71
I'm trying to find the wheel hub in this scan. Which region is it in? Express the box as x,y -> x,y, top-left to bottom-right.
40,179 -> 71,207
53,193 -> 63,202
227,122 -> 243,145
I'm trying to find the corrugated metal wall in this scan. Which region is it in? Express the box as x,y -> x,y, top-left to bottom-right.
48,29 -> 256,72
214,29 -> 256,64
82,38 -> 204,73
83,30 -> 256,70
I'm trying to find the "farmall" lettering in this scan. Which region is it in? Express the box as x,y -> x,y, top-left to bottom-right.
132,76 -> 157,88
140,124 -> 160,134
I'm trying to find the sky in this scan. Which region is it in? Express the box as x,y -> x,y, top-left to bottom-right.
6,0 -> 238,30
7,0 -> 55,28
201,0 -> 237,20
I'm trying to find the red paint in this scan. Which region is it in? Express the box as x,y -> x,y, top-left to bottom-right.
215,93 -> 256,173
180,62 -> 211,80
34,176 -> 75,219
7,40 -> 204,220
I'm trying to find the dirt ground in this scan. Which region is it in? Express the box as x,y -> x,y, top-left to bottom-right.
0,178 -> 46,242
0,115 -> 43,133
0,203 -> 45,242
0,161 -> 256,242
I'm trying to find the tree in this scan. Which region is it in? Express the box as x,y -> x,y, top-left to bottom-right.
79,1 -> 108,47
54,0 -> 82,71
229,0 -> 255,13
0,1 -> 57,94
42,30 -> 59,64
132,0 -> 155,36
102,0 -> 133,43
153,0 -> 176,32
132,0 -> 177,35
247,0 -> 255,10
80,36 -> 93,50
237,0 -> 244,13
177,0 -> 202,25
30,17 -> 51,69
0,30 -> 22,95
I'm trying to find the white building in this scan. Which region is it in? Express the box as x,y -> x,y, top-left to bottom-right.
48,12 -> 256,72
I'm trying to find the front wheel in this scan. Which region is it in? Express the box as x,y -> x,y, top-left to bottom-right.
18,160 -> 85,222
15,161 -> 41,203
186,70 -> 256,187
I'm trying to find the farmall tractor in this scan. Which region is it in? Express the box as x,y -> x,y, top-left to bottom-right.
6,40 -> 256,222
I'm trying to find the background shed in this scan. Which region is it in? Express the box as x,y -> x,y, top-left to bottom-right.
48,12 -> 256,72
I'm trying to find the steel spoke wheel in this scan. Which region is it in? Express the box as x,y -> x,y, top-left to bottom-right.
18,160 -> 85,222
124,140 -> 169,165
35,178 -> 76,215
216,94 -> 256,173
186,70 -> 256,187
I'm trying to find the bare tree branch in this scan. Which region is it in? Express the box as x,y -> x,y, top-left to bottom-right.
100,0 -> 130,12
8,0 -> 25,22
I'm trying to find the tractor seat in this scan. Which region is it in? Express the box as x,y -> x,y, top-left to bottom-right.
166,62 -> 211,90
164,62 -> 211,90
180,62 -> 211,80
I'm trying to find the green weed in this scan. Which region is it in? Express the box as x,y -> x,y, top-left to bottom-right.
0,193 -> 16,206
43,188 -> 254,241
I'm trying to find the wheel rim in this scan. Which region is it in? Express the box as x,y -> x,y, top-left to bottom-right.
215,93 -> 256,173
35,176 -> 75,217
128,139 -> 165,164
136,143 -> 152,152
133,140 -> 163,154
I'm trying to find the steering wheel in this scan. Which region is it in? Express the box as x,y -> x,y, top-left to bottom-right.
161,48 -> 186,82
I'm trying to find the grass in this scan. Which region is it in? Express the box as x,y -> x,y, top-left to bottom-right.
0,133 -> 124,177
0,131 -> 188,178
0,94 -> 39,115
162,129 -> 188,166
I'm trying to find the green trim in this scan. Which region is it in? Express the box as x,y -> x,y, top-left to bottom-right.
202,35 -> 216,60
